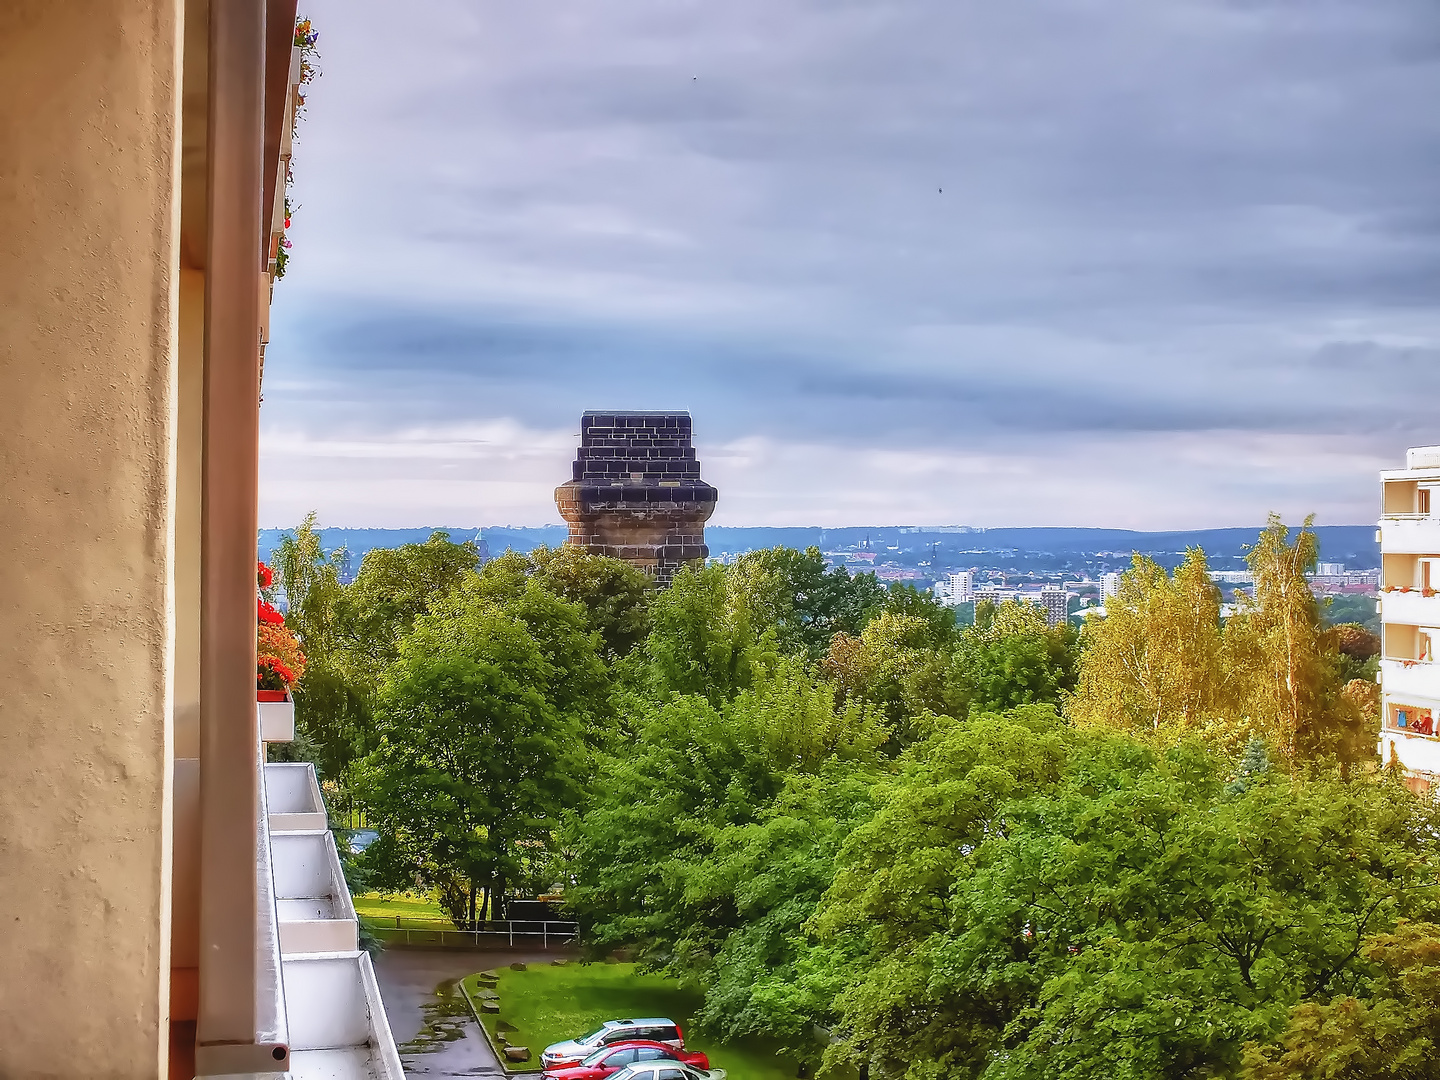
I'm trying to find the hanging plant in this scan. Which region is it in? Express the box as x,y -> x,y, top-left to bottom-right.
274,17 -> 319,279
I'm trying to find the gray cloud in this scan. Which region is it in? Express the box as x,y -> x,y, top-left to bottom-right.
262,0 -> 1440,526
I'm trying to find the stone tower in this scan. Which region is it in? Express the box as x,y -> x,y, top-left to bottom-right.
555,411 -> 718,585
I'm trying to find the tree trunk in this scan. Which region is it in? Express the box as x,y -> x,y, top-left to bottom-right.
492,873 -> 506,921
468,880 -> 477,930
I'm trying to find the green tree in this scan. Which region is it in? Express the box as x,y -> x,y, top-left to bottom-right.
643,563 -> 759,704
528,544 -> 653,659
343,529 -> 483,679
566,662 -> 887,1050
949,598 -> 1080,713
270,514 -> 371,786
816,717 -> 1440,1080
728,546 -> 886,658
1243,920 -> 1440,1080
882,582 -> 959,647
356,592 -> 590,928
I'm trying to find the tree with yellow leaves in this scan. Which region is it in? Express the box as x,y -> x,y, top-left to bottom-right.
1071,517 -> 1372,765
1225,514 -> 1367,763
1068,548 -> 1234,744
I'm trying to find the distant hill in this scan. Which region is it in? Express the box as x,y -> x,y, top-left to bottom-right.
258,523 -> 1379,569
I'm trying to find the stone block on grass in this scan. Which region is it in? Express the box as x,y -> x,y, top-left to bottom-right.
505,1046 -> 531,1062
509,961 -> 527,971
480,1001 -> 500,1013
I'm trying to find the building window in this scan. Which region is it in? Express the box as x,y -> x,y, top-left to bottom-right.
1421,488 -> 1432,515
1389,704 -> 1435,736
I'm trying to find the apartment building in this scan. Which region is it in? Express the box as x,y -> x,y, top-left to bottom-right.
1377,445 -> 1440,796
1100,572 -> 1122,600
3,3 -> 400,1076
1040,587 -> 1069,628
933,570 -> 974,606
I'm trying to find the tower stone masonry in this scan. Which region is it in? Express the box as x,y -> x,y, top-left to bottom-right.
555,411 -> 718,585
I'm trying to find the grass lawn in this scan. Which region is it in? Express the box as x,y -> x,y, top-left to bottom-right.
353,891 -> 455,929
462,962 -> 800,1080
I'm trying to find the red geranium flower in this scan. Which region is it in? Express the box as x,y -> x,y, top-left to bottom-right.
258,598 -> 285,625
257,561 -> 274,588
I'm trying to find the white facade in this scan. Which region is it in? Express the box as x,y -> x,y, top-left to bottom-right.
1377,446 -> 1440,796
947,571 -> 974,603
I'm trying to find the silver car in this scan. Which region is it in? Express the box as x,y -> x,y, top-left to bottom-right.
541,1019 -> 685,1070
609,1063 -> 725,1080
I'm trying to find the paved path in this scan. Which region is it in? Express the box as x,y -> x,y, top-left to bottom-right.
373,946 -> 557,1078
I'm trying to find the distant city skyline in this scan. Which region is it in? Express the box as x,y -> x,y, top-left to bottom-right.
260,0 -> 1440,529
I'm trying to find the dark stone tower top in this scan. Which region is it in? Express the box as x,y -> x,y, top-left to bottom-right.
556,411 -> 717,585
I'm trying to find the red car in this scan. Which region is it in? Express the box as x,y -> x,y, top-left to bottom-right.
542,1041 -> 711,1080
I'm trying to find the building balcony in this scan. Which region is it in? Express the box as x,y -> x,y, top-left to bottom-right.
1379,726 -> 1440,778
272,830 -> 359,955
283,951 -> 404,1080
216,724 -> 402,1079
1378,658 -> 1440,702
1379,515 -> 1440,555
266,762 -> 328,832
1379,590 -> 1440,627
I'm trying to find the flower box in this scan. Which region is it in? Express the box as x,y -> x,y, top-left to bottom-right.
257,689 -> 290,703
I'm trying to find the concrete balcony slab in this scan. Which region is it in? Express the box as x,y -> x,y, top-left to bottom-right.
1379,516 -> 1440,555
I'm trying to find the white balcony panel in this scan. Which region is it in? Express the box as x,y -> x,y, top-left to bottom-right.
280,917 -> 358,955
266,762 -> 328,832
261,700 -> 296,742
1380,731 -> 1440,776
1379,659 -> 1440,702
271,830 -> 359,956
283,954 -> 371,1051
1379,516 -> 1440,555
1379,590 -> 1440,628
286,1047 -> 376,1080
281,952 -> 404,1080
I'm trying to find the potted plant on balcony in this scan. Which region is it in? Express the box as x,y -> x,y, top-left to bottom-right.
257,561 -> 305,702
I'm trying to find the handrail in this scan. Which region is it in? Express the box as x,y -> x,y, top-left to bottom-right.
255,738 -> 290,1051
367,920 -> 580,950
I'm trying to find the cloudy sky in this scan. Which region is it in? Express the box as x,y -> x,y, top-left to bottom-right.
260,0 -> 1440,529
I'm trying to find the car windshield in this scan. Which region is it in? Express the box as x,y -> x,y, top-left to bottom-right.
583,1047 -> 618,1066
579,1028 -> 610,1046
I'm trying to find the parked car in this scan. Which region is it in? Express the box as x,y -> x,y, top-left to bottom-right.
541,1041 -> 709,1080
541,1019 -> 685,1070
607,1062 -> 724,1080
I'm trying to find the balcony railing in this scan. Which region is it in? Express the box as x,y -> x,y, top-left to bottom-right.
1379,516 -> 1440,554
1379,658 -> 1440,701
1378,590 -> 1440,626
207,724 -> 405,1080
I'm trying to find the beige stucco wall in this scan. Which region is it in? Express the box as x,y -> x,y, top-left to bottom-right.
0,1 -> 182,1075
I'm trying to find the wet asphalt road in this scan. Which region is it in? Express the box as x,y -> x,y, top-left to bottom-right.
374,946 -> 561,1078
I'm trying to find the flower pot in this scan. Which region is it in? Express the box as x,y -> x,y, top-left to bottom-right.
257,689 -> 289,703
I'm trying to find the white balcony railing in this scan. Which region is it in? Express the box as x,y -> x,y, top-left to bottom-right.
1379,727 -> 1440,776
1379,516 -> 1440,555
283,951 -> 406,1080
271,830 -> 360,955
1379,658 -> 1440,702
265,762 -> 327,832
1378,590 -> 1440,628
220,723 -> 405,1080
